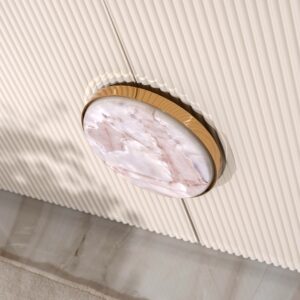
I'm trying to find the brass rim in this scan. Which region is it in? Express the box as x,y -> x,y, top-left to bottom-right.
81,85 -> 224,194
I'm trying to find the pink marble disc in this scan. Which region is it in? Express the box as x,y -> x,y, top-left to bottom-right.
83,97 -> 214,198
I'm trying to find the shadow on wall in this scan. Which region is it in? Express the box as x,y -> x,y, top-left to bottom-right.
213,133 -> 236,187
0,125 -> 141,226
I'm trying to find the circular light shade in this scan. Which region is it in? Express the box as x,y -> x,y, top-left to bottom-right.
82,85 -> 223,198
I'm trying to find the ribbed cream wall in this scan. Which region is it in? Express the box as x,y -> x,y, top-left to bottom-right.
0,0 -> 299,271
107,0 -> 300,271
0,0 -> 197,243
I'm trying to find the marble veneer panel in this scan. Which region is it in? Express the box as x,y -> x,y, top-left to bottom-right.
0,190 -> 299,300
83,97 -> 214,198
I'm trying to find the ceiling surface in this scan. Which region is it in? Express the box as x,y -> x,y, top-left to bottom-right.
0,0 -> 299,271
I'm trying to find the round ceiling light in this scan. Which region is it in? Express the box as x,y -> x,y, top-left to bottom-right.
81,85 -> 224,198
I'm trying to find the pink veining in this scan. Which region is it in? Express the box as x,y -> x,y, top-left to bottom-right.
83,97 -> 213,198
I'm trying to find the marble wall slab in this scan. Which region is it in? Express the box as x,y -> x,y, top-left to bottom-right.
0,190 -> 299,300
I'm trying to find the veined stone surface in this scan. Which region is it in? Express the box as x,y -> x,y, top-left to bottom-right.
83,97 -> 214,198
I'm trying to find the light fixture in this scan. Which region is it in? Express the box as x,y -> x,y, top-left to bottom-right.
81,85 -> 224,198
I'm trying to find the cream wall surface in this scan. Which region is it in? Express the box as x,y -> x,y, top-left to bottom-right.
0,0 -> 196,244
0,0 -> 299,271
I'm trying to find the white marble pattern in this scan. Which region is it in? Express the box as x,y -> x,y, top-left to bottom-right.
83,97 -> 214,198
0,190 -> 299,300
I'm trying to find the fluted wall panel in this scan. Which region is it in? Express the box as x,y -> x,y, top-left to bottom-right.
0,0 -> 299,271
0,0 -> 197,243
107,0 -> 300,271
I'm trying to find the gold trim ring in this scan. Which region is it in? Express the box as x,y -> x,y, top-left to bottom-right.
81,85 -> 224,194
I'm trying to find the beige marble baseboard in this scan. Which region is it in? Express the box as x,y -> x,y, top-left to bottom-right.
0,190 -> 299,300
